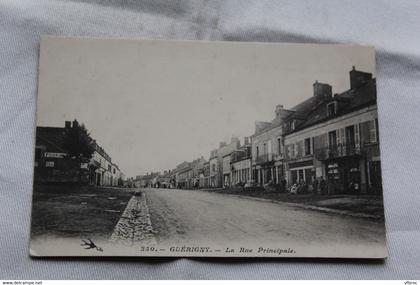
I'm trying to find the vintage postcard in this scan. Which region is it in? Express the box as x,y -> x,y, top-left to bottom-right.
30,36 -> 387,258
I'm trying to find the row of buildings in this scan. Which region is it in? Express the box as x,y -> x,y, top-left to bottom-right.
34,120 -> 124,186
136,67 -> 382,195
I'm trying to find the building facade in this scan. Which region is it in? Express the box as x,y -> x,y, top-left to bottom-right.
209,149 -> 219,188
283,67 -> 381,194
230,144 -> 252,186
140,67 -> 382,196
251,105 -> 292,187
209,138 -> 240,188
222,154 -> 231,187
35,121 -> 123,186
199,161 -> 210,188
191,157 -> 207,189
175,161 -> 192,189
90,142 -> 121,187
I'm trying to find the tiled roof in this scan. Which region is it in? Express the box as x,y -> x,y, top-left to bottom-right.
254,96 -> 323,137
293,78 -> 376,131
290,96 -> 319,115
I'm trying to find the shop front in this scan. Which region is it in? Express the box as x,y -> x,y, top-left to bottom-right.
325,156 -> 362,194
288,160 -> 315,191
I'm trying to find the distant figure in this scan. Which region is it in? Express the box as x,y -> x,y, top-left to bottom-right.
349,179 -> 360,195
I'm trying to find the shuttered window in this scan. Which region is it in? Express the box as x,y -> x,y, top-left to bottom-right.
355,123 -> 360,146
277,137 -> 282,155
304,138 -> 311,155
370,120 -> 377,143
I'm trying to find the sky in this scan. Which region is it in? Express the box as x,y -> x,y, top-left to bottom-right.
36,37 -> 375,177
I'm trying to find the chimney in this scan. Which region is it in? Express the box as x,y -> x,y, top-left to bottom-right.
65,121 -> 71,128
313,81 -> 332,99
275,104 -> 292,120
244,136 -> 250,146
350,66 -> 372,90
72,120 -> 79,128
275,104 -> 284,116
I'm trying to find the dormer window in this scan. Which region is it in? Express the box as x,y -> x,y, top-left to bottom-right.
327,102 -> 337,117
291,120 -> 296,131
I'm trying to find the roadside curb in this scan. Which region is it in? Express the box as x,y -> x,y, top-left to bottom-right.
110,191 -> 157,245
208,192 -> 383,220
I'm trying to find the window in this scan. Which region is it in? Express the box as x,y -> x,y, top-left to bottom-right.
345,125 -> 355,146
355,124 -> 360,146
45,161 -> 54,168
263,143 -> 267,155
277,138 -> 282,155
304,138 -> 312,155
327,102 -> 337,117
256,146 -> 259,158
212,164 -> 216,172
295,143 -> 299,157
291,120 -> 296,130
328,131 -> 337,147
291,170 -> 298,184
298,169 -> 304,182
370,120 -> 378,143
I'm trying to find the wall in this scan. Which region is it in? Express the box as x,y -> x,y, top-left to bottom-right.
252,124 -> 283,165
283,105 -> 380,193
231,158 -> 251,184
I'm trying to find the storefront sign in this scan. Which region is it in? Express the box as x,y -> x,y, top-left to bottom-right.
44,152 -> 66,158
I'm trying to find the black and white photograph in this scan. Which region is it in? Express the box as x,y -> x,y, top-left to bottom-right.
30,36 -> 387,258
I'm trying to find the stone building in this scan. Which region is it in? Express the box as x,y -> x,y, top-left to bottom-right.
199,161 -> 210,188
283,67 -> 382,194
191,157 -> 207,188
34,121 -> 122,186
230,138 -> 252,186
90,141 -> 121,187
209,149 -> 219,188
134,172 -> 159,188
175,161 -> 192,189
158,170 -> 173,188
251,105 -> 292,187
222,154 -> 232,187
209,138 -> 240,188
